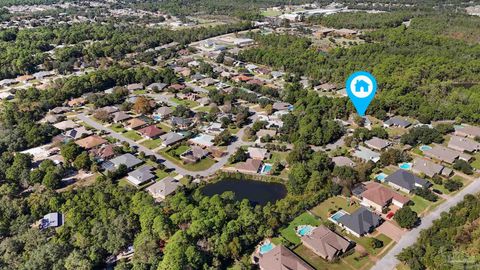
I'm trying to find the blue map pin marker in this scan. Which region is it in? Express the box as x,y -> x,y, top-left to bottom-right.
346,71 -> 377,116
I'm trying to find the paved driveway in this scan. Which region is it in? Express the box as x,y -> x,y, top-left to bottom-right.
376,220 -> 405,242
371,178 -> 480,270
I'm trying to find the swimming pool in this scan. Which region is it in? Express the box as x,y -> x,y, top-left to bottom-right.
261,164 -> 272,174
329,210 -> 347,223
419,145 -> 432,151
259,242 -> 274,255
376,173 -> 388,182
297,225 -> 314,236
399,162 -> 412,170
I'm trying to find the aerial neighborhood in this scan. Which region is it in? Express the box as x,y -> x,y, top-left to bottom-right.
0,1 -> 479,270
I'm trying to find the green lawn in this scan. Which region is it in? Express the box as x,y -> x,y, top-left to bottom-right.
337,231 -> 392,256
156,122 -> 171,132
409,195 -> 431,214
311,196 -> 360,220
141,138 -> 163,149
342,251 -> 374,269
194,105 -> 211,112
111,123 -> 126,133
268,151 -> 288,163
293,244 -> 345,270
155,169 -> 169,180
280,212 -> 321,245
228,126 -> 240,135
133,90 -> 146,95
123,130 -> 142,141
170,97 -> 199,108
159,148 -> 217,171
471,152 -> 480,170
170,145 -> 190,156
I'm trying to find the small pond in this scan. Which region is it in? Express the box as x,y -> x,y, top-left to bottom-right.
201,178 -> 287,206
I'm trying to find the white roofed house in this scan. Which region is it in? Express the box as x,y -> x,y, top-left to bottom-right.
146,177 -> 182,200
353,146 -> 381,163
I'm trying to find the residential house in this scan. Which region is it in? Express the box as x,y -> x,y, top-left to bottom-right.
147,82 -> 168,92
257,245 -> 314,270
358,182 -> 410,212
33,70 -> 55,80
169,83 -> 186,91
332,156 -> 356,168
337,207 -> 382,237
448,135 -> 480,153
235,159 -> 263,174
90,144 -> 116,161
50,106 -> 70,114
0,92 -> 14,100
0,79 -> 17,88
126,118 -> 147,130
385,169 -> 432,193
424,145 -> 471,164
247,79 -> 265,86
53,120 -> 78,130
138,125 -> 165,139
171,117 -> 192,129
191,73 -> 206,82
154,106 -> 174,120
189,134 -> 215,148
160,132 -> 185,147
248,147 -> 271,160
75,135 -> 107,149
233,74 -> 252,83
65,126 -> 92,140
353,146 -> 381,163
412,157 -> 446,178
272,102 -> 292,112
146,177 -> 182,200
301,225 -> 352,261
127,83 -> 144,92
364,137 -> 391,151
199,77 -> 217,87
112,111 -> 131,123
67,97 -> 86,107
16,74 -> 34,83
105,153 -> 143,171
455,125 -> 480,139
314,83 -> 337,92
256,129 -> 277,140
383,117 -> 412,128
39,212 -> 64,229
180,146 -> 210,163
271,71 -> 284,79
126,165 -> 155,186
98,106 -> 119,114
203,122 -> 224,135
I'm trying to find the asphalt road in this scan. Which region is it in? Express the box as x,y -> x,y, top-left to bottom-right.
371,178 -> 480,270
78,113 -> 255,177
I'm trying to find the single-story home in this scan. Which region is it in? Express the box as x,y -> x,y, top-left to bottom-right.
455,125 -> 480,139
448,135 -> 480,153
53,120 -> 78,130
126,118 -> 147,130
424,145 -> 471,164
126,165 -> 155,186
257,245 -> 314,270
127,83 -> 144,92
332,156 -> 356,168
107,153 -> 143,171
235,159 -> 263,174
248,147 -> 271,160
90,144 -> 116,161
160,132 -> 185,147
154,106 -> 174,120
147,82 -> 168,92
353,146 -> 381,163
383,117 -> 412,128
171,117 -> 192,129
146,177 -> 182,200
301,225 -> 352,261
39,212 -> 64,229
75,135 -> 107,149
256,129 -> 277,139
385,169 -> 432,193
365,137 -> 391,151
412,157 -> 445,178
337,207 -> 382,237
189,134 -> 215,148
359,181 -> 410,212
272,102 -> 293,112
180,146 -> 210,163
138,125 -> 165,139
112,111 -> 131,123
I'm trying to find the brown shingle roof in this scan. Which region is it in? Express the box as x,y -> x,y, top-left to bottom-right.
301,225 -> 351,261
258,245 -> 314,270
75,135 -> 107,149
139,125 -> 165,138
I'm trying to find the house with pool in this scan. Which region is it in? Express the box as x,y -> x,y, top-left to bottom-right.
336,207 -> 383,238
254,244 -> 314,270
300,225 -> 353,261
385,169 -> 432,194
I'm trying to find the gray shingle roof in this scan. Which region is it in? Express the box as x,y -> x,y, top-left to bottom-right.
338,207 -> 382,236
110,153 -> 142,169
385,169 -> 431,192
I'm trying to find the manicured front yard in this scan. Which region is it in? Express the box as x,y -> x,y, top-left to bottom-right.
159,148 -> 217,171
123,130 -> 142,141
311,196 -> 360,220
471,152 -> 480,170
155,169 -> 169,180
156,122 -> 172,132
293,244 -> 346,270
170,97 -> 199,108
141,138 -> 163,149
409,195 -> 430,214
280,212 -> 320,245
111,123 -> 126,133
268,151 -> 288,163
339,232 -> 392,256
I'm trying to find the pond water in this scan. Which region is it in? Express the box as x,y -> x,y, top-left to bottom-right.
201,179 -> 287,206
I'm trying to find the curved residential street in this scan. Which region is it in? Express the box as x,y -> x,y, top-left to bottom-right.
77,112 -> 256,177
371,178 -> 480,270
